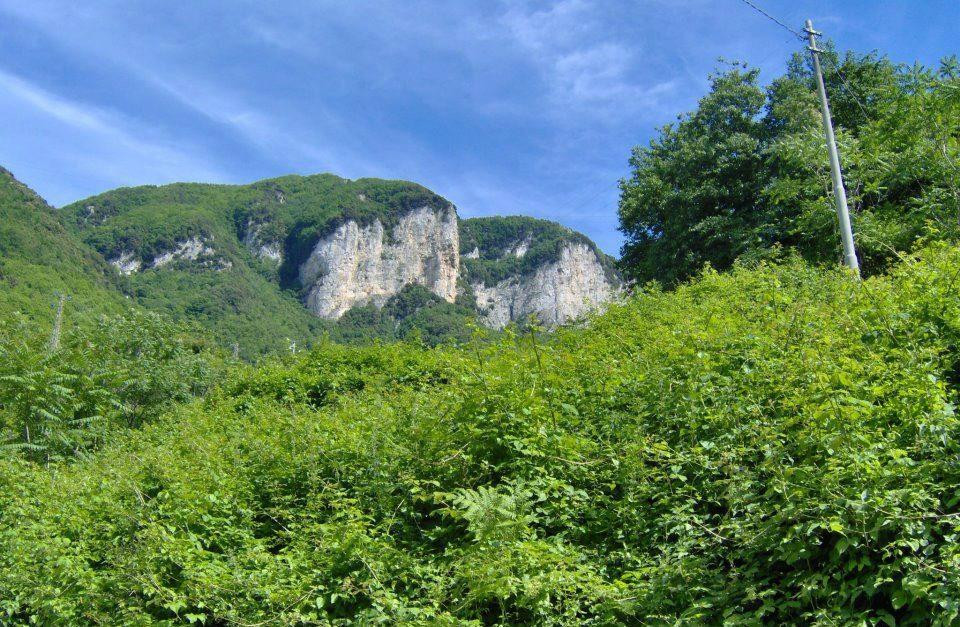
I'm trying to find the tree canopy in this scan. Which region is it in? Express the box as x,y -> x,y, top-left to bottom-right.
618,51 -> 960,284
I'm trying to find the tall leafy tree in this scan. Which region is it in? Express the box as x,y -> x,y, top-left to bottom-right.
766,53 -> 959,272
618,50 -> 959,284
618,65 -> 770,285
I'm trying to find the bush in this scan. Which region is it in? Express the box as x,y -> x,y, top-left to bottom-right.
0,311 -> 216,462
2,246 -> 960,623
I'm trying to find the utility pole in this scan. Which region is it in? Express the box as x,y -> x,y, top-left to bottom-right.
48,292 -> 65,352
805,19 -> 860,276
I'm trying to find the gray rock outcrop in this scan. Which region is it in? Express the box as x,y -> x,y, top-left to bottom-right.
471,241 -> 614,328
298,205 -> 460,319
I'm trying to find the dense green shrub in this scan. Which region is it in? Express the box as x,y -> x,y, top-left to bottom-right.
0,311 -> 216,462
3,245 -> 960,623
328,284 -> 480,347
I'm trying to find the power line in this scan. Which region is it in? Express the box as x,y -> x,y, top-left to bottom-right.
735,0 -> 805,40
819,53 -> 873,120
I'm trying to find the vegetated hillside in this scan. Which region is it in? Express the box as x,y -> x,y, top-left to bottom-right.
328,283 -> 480,346
60,174 -> 449,287
0,167 -> 128,323
60,175 -> 456,357
459,215 -> 619,287
3,244 -> 960,623
59,176 -> 619,355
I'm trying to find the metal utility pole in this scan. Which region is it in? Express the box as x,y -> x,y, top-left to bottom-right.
48,292 -> 65,352
805,19 -> 860,276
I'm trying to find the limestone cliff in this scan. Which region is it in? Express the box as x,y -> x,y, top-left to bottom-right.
458,215 -> 619,328
471,241 -> 615,328
242,219 -> 283,265
108,236 -> 230,274
293,209 -> 617,327
298,205 -> 460,319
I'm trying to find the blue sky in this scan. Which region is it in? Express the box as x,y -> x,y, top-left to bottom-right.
1,1 -> 957,253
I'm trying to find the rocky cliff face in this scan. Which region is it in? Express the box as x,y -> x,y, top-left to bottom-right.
298,205 -> 460,319
242,219 -> 283,265
295,208 -> 618,326
62,173 -> 619,338
109,236 -> 230,274
472,241 -> 614,328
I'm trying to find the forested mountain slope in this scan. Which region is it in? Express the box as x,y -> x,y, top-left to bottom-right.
0,167 -> 128,324
58,175 -> 618,356
58,175 -> 424,357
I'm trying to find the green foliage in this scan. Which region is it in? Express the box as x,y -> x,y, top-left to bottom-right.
619,65 -> 771,285
0,311 -> 216,462
328,284 -> 479,346
128,264 -> 327,360
59,174 -> 455,357
766,54 -> 960,274
0,167 -> 128,324
4,245 -> 960,622
619,52 -> 960,284
460,216 -> 619,286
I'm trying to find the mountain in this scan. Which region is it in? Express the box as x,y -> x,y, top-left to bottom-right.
459,216 -> 619,328
0,167 -> 128,324
59,174 -> 619,356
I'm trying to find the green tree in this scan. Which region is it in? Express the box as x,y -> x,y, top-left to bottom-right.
618,65 -> 771,284
766,54 -> 960,272
618,51 -> 959,283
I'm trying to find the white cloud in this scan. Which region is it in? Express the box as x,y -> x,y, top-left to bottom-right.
497,0 -> 678,121
554,43 -> 678,108
143,74 -> 381,176
500,0 -> 593,51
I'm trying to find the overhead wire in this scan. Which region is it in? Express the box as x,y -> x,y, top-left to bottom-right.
733,0 -> 873,123
734,0 -> 805,40
819,53 -> 874,121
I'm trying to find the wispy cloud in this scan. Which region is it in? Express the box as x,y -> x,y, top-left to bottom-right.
1,0 -> 946,252
553,44 -> 678,110
143,74 -> 386,178
498,0 -> 678,121
0,2 -> 392,182
0,68 -> 224,191
0,69 -> 108,132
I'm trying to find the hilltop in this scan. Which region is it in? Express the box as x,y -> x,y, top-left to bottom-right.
57,174 -> 618,356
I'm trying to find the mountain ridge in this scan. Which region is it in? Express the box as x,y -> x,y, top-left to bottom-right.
2,169 -> 619,356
